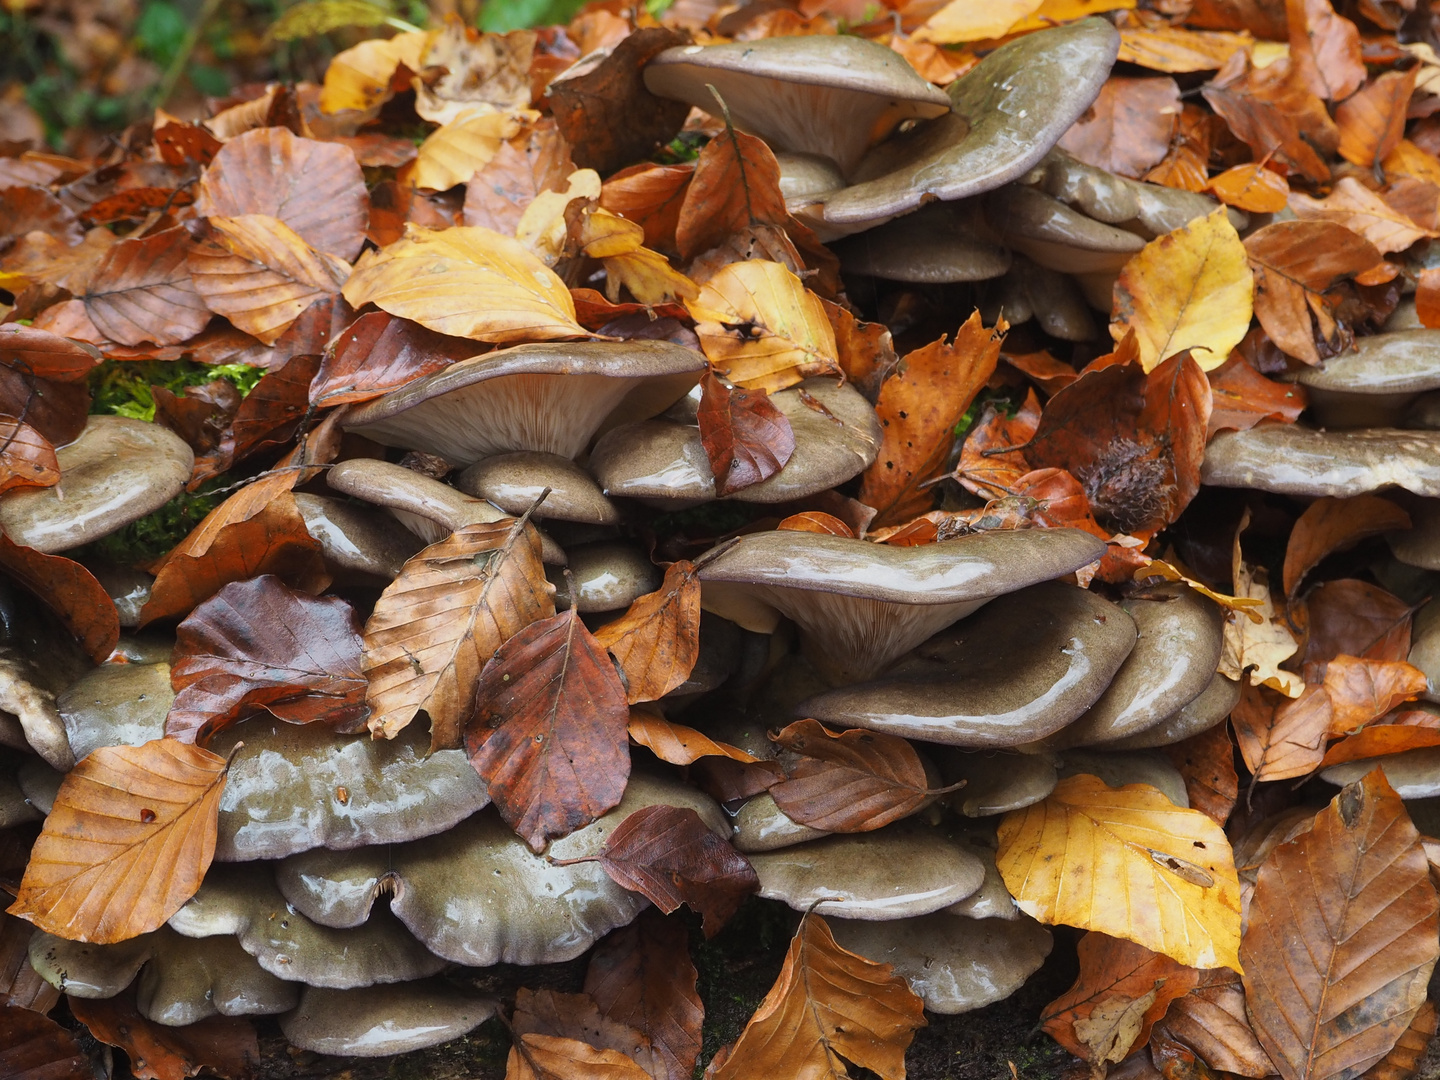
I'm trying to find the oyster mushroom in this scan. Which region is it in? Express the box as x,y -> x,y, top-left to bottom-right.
698,528 -> 1108,685
934,748 -> 1058,817
1103,672 -> 1241,750
343,341 -> 706,467
1056,749 -> 1190,808
546,541 -> 661,613
0,753 -> 40,826
274,772 -> 726,965
1388,497 -> 1440,572
643,36 -> 950,178
831,201 -> 1010,284
92,566 -> 154,628
983,257 -> 1098,342
1291,330 -> 1440,428
1202,424 -> 1440,497
455,452 -> 619,525
1033,148 -> 1244,237
828,912 -> 1052,1013
57,661 -> 170,761
590,377 -> 882,509
798,580 -> 1137,745
1407,599 -> 1440,702
0,647 -> 72,770
0,416 -> 192,553
986,184 -> 1145,277
944,833 -> 1019,921
1320,748 -> 1440,798
281,982 -> 500,1057
293,492 -> 424,584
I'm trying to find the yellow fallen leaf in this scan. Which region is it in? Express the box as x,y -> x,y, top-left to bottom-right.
411,108 -> 527,192
996,774 -> 1243,971
515,168 -> 602,264
1007,0 -> 1135,35
576,206 -> 645,260
604,245 -> 698,306
1139,559 -> 1263,622
1117,25 -> 1253,73
1217,510 -> 1303,697
342,224 -> 586,342
1111,207 -> 1253,373
686,260 -> 840,394
1384,140 -> 1440,185
319,30 -> 430,114
912,0 -> 1042,43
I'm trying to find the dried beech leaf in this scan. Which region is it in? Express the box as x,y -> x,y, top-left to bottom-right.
1166,723 -> 1240,827
1324,655 -> 1429,733
0,1003 -> 91,1080
696,373 -> 795,497
412,109 -> 522,194
318,30 -> 430,114
1290,177 -> 1439,255
1207,163 -> 1291,213
309,311 -> 475,408
508,1032 -> 652,1080
1359,999 -> 1438,1080
70,989 -> 259,1080
83,227 -> 211,347
0,533 -> 119,664
1336,69 -> 1416,170
1283,495 -> 1411,598
627,708 -> 759,766
769,720 -> 934,833
1207,354 -> 1307,435
593,561 -> 702,704
1151,968 -> 1275,1078
1058,77 -> 1183,179
599,162 -> 693,255
464,119 -> 576,236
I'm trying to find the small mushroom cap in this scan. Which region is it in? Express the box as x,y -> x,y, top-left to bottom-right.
169,864 -> 444,989
988,257 -> 1098,342
828,912 -> 1051,1013
1036,148 -> 1140,223
833,201 -> 1010,284
293,492 -> 423,582
799,580 -> 1137,746
934,748 -> 1057,817
664,610 -> 742,702
700,527 -> 1108,684
281,982 -> 499,1057
749,823 -> 985,919
344,341 -> 706,466
1302,387 -> 1417,430
733,792 -> 829,853
1051,584 -> 1225,747
943,833 -> 1019,920
547,541 -> 661,613
16,756 -> 61,814
92,565 -> 154,629
1056,749 -> 1190,808
206,716 -> 490,862
1321,747 -> 1440,798
643,37 -> 950,177
0,755 -> 41,826
1386,298 -> 1423,332
57,662 -> 171,761
988,185 -> 1146,274
821,19 -> 1120,227
456,452 -> 619,525
0,647 -> 73,770
1294,332 -> 1440,395
0,416 -> 193,553
591,377 -> 882,507
1203,425 -> 1440,497
1103,672 -> 1241,750
777,152 -> 846,202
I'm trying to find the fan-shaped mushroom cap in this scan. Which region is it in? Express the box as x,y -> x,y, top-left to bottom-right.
293,493 -> 423,583
829,912 -> 1051,1012
935,748 -> 1058,817
984,257 -> 1097,342
1321,747 -> 1440,798
699,528 -> 1108,685
456,452 -> 619,525
778,152 -> 846,202
987,185 -> 1146,276
643,37 -> 949,178
282,982 -> 500,1057
16,756 -> 61,814
547,541 -> 661,613
1202,425 -> 1440,497
206,716 -> 490,862
326,458 -> 566,563
0,416 -> 192,553
799,580 -> 1137,744
833,201 -> 1010,284
1050,585 -> 1224,747
0,647 -> 72,770
1407,600 -> 1440,702
344,341 -> 706,466
1104,672 -> 1240,750
749,823 -> 984,919
1292,331 -> 1440,427
733,793 -> 829,853
1389,499 -> 1440,571
30,927 -> 298,1025
943,834 -> 1019,920
169,864 -> 443,988
1057,750 -> 1189,808
57,662 -> 170,761
591,378 -> 882,509
275,773 -> 726,964
1034,148 -> 1243,236
819,19 -> 1120,229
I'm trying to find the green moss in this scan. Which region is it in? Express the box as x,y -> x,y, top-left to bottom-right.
654,131 -> 709,165
89,359 -> 264,421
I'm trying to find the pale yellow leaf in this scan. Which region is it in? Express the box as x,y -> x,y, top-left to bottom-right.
912,0 -> 1043,44
1218,511 -> 1303,697
515,168 -> 602,264
411,108 -> 527,192
319,30 -> 430,114
1140,559 -> 1264,622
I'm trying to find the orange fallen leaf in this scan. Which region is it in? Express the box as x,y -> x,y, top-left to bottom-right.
1289,177 -> 1439,254
1058,76 -> 1183,179
1336,69 -> 1417,170
594,560 -> 703,705
1207,162 -> 1291,213
627,708 -> 758,766
1283,495 -> 1411,598
69,990 -> 258,1080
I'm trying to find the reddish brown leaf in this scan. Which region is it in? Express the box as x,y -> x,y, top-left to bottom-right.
1324,655 -> 1429,734
675,127 -> 790,264
70,990 -> 258,1080
1206,162 -> 1292,214
821,298 -> 898,402
1359,999 -> 1438,1080
593,561 -> 702,705
192,352 -> 322,484
0,185 -> 81,245
0,1003 -> 91,1080
1297,579 -> 1414,679
1207,353 -> 1307,436
82,227 -> 211,347
153,113 -> 223,167
1058,77 -> 1183,179
955,388 -> 1041,499
509,987 -> 657,1079
0,324 -> 101,382
164,575 -> 367,745
309,311 -> 476,409
776,511 -> 854,537
1,912 -> 59,1012
1202,50 -> 1339,183
1283,495 -> 1411,598
1151,969 -> 1275,1077
1337,69 -> 1417,169
1286,0 -> 1365,102
1166,722 -> 1240,827
466,606 -> 631,851
769,720 -> 935,834
153,380 -> 240,458
0,416 -> 57,495
0,533 -> 119,663
696,372 -> 795,497
599,162 -> 694,255
1321,723 -> 1440,769
1232,681 -> 1333,782
463,119 -> 575,236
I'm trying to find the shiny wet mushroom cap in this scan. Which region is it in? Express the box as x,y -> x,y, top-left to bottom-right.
831,201 -> 1010,284
1320,747 -> 1440,798
1292,330 -> 1440,428
643,36 -> 950,178
293,492 -> 424,583
799,580 -> 1137,745
547,541 -> 661,613
986,185 -> 1145,276
1202,425 -> 1440,497
1103,671 -> 1240,750
0,415 -> 193,553
455,452 -> 619,525
933,748 -> 1058,817
344,341 -> 706,467
698,527 -> 1107,685
57,661 -> 170,761
1056,749 -> 1189,808
281,982 -> 499,1057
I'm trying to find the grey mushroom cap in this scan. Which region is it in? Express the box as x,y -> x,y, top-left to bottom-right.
591,377 -> 882,508
92,565 -> 154,629
1390,498 -> 1440,572
275,772 -> 726,965
1407,599 -> 1440,702
943,837 -> 1019,920
1202,425 -> 1440,497
169,864 -> 444,988
749,823 -> 985,919
988,185 -> 1146,275
0,647 -> 73,771
16,756 -> 62,815
547,541 -> 661,613
833,201 -> 1010,283
293,492 -> 424,582
733,792 -> 829,853
1293,331 -> 1440,395
344,341 -> 707,466
0,416 -> 193,553
1051,584 -> 1225,748
985,257 -> 1097,342
799,580 -> 1137,746
0,755 -> 41,826
934,748 -> 1057,817
1033,148 -> 1245,236
456,452 -> 619,525
206,715 -> 491,862
820,19 -> 1121,228
643,37 -> 950,178
699,527 -> 1108,685
281,982 -> 500,1057
57,662 -> 171,761
1056,749 -> 1190,808
1103,672 -> 1241,750
1321,747 -> 1440,798
829,913 -> 1051,1013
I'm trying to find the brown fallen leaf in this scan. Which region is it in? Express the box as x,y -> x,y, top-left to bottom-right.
70,989 -> 258,1080
600,162 -> 694,255
1320,718 -> 1440,770
1323,654 -> 1429,733
0,533 -> 119,664
696,372 -> 795,497
318,30 -> 429,114
1359,1000 -> 1438,1080
709,911 -> 925,1080
1242,769 -> 1439,1080
509,986 -> 658,1079
507,1033 -> 652,1080
0,1003 -> 91,1080
627,708 -> 759,766
82,226 -> 211,347
1296,579 -> 1413,680
467,605 -> 631,851
1151,968 -> 1275,1078
1207,353 -> 1307,435
674,126 -> 790,264
594,561 -> 703,705
1058,76 -> 1183,179
859,310 -> 1007,528
1336,69 -> 1417,170
8,738 -> 227,943
1207,162 -> 1291,214
955,388 -> 1041,500
411,109 -> 523,194
1282,495 -> 1411,599
1166,723 -> 1240,827
1202,49 -> 1338,183
193,352 -> 322,483
164,575 -> 367,745
1289,178 -> 1439,255
363,515 -> 553,746
309,311 -> 476,409
1232,681 -> 1334,783
776,511 -> 854,537
464,118 -> 576,236
1286,0 -> 1365,101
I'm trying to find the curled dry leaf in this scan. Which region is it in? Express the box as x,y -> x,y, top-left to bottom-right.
1282,495 -> 1411,598
768,720 -> 938,833
675,127 -> 788,264
1219,512 -> 1304,697
164,575 -> 368,745
1323,654 -> 1428,733
996,774 -> 1243,971
1297,579 -> 1413,679
363,515 -> 553,747
696,372 -> 795,497
508,1033 -> 651,1080
1201,50 -> 1336,184
776,511 -> 854,537
593,560 -> 703,704
464,118 -> 576,235
194,352 -> 321,482
510,987 -> 657,1078
467,606 -> 631,851
1320,716 -> 1440,769
1242,769 -> 1440,1080
1232,681 -> 1334,783
412,109 -> 523,194
710,911 -> 925,1080
955,388 -> 1041,500
69,989 -> 259,1080
309,310 -> 476,409
1151,968 -> 1275,1078
8,738 -> 227,943
1288,0 -> 1365,102
599,162 -> 693,255
318,30 -> 430,114
82,226 -> 211,347
0,532 -> 119,664
627,708 -> 759,766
